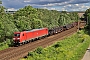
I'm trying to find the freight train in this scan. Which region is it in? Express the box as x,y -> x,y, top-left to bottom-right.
13,22 -> 79,45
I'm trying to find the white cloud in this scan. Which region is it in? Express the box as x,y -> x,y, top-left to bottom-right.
75,4 -> 79,6
42,3 -> 55,7
49,8 -> 56,10
40,0 -> 55,2
62,8 -> 67,11
7,8 -> 17,11
24,0 -> 31,2
68,4 -> 72,7
42,7 -> 48,9
50,8 -> 56,10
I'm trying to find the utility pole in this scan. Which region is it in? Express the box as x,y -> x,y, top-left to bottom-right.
87,15 -> 88,25
77,20 -> 79,32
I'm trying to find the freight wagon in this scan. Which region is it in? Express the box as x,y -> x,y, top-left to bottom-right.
13,28 -> 48,45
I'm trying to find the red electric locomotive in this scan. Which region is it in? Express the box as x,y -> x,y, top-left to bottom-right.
13,28 -> 48,45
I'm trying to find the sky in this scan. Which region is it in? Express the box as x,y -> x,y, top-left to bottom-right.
2,0 -> 90,11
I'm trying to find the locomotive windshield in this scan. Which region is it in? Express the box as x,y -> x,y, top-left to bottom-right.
14,33 -> 20,37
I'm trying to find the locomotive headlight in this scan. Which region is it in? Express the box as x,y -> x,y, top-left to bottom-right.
13,38 -> 15,40
17,38 -> 20,40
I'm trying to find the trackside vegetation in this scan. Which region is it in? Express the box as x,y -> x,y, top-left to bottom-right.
0,40 -> 12,50
21,30 -> 90,60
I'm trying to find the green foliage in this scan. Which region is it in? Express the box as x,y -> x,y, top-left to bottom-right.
13,5 -> 79,30
14,16 -> 32,31
0,6 -> 5,13
58,12 -> 79,26
14,5 -> 37,19
53,42 -> 61,48
31,18 -> 43,29
0,6 -> 18,42
36,9 -> 60,29
28,52 -> 35,57
0,39 -> 12,50
26,30 -> 90,60
86,13 -> 90,25
85,8 -> 90,26
0,6 -> 18,50
34,47 -> 43,54
85,8 -> 90,15
13,6 -> 38,31
0,43 -> 8,50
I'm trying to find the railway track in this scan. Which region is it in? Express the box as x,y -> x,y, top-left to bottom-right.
0,22 -> 85,60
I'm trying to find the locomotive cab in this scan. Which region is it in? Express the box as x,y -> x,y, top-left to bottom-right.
13,32 -> 21,44
13,32 -> 27,44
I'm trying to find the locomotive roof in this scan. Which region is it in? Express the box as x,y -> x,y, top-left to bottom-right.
25,28 -> 47,32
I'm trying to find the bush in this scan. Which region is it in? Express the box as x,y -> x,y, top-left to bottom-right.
53,42 -> 61,48
34,47 -> 43,54
0,42 -> 9,50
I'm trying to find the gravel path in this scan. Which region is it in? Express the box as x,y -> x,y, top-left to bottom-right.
82,45 -> 90,60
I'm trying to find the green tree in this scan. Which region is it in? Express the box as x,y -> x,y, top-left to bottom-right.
14,5 -> 37,19
31,18 -> 43,29
85,8 -> 90,26
0,6 -> 18,42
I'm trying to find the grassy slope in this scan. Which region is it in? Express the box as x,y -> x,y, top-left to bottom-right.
21,30 -> 90,60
